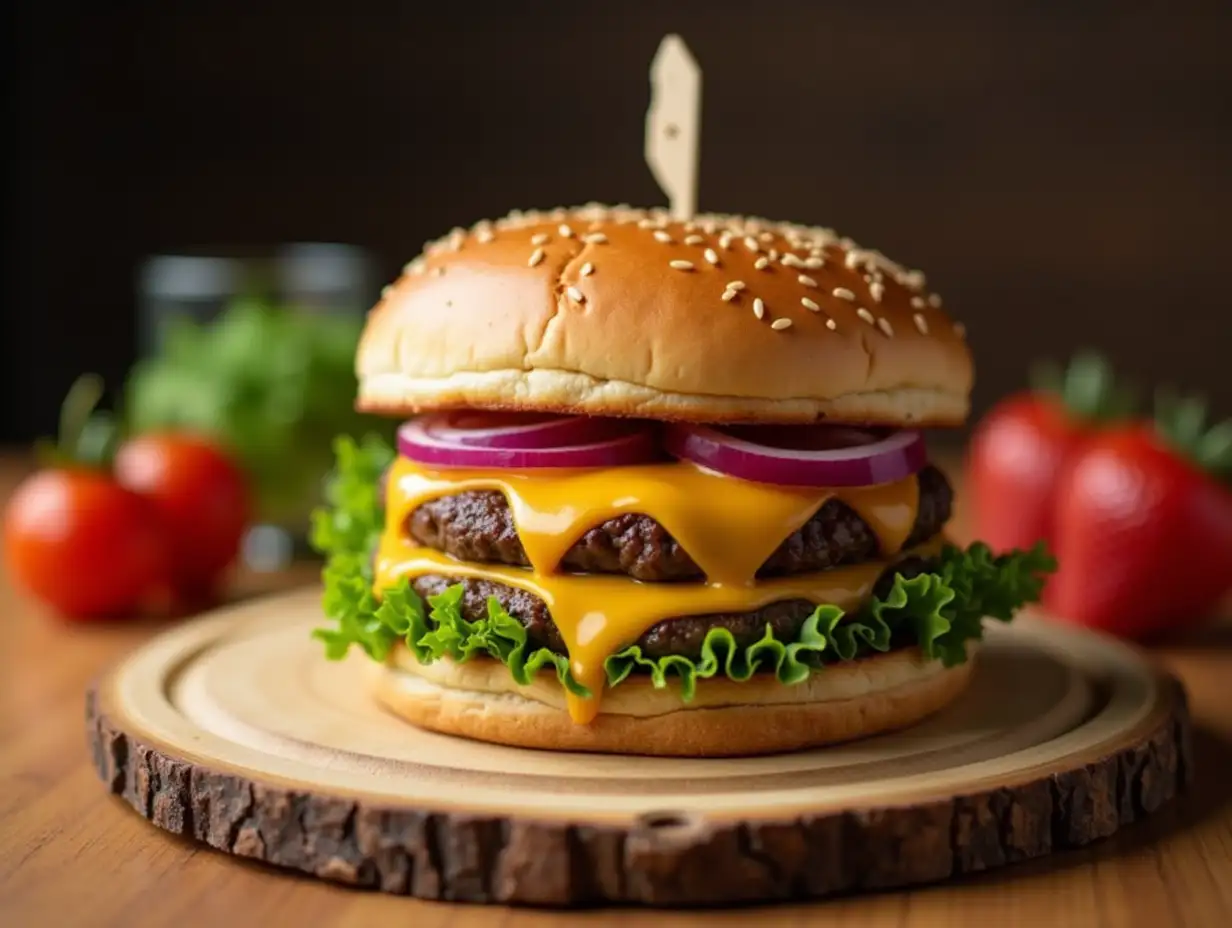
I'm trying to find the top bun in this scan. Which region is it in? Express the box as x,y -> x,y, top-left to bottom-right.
357,204 -> 973,426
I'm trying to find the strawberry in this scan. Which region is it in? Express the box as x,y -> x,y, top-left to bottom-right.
1045,391 -> 1232,639
966,353 -> 1136,553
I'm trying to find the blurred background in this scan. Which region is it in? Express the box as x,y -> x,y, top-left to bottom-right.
4,2 -> 1230,446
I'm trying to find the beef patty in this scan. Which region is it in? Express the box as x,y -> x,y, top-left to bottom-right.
404,465 -> 951,582
411,556 -> 935,662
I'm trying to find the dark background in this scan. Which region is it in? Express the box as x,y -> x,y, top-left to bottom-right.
5,2 -> 1230,443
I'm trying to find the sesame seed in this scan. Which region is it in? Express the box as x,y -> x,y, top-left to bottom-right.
528,248 -> 545,267
684,234 -> 705,245
721,288 -> 739,302
727,280 -> 746,291
638,218 -> 657,229
825,318 -> 838,330
704,248 -> 720,266
744,236 -> 760,252
797,274 -> 819,288
833,287 -> 856,301
753,297 -> 766,319
910,295 -> 926,309
754,256 -> 770,270
431,266 -> 445,277
928,293 -> 943,308
531,233 -> 550,246
718,232 -> 733,250
877,317 -> 894,337
801,297 -> 820,312
580,262 -> 594,277
782,253 -> 805,268
857,307 -> 876,326
768,247 -> 780,261
559,224 -> 575,238
449,229 -> 465,250
583,232 -> 608,244
771,318 -> 793,331
381,285 -> 394,298
567,285 -> 585,303
654,230 -> 675,244
670,259 -> 695,271
954,322 -> 967,338
404,258 -> 426,275
869,282 -> 885,303
844,251 -> 862,270
913,312 -> 929,334
684,221 -> 697,232
804,256 -> 825,269
759,231 -> 775,243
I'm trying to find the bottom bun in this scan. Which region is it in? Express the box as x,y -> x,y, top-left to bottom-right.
368,644 -> 976,757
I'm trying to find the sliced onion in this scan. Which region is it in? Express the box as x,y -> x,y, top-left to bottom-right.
398,413 -> 660,469
422,410 -> 626,450
664,423 -> 926,487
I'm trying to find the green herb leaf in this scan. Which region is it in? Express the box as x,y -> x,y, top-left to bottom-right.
311,435 -> 1056,702
126,299 -> 397,524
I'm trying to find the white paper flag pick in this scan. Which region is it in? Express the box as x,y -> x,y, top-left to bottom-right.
645,34 -> 701,220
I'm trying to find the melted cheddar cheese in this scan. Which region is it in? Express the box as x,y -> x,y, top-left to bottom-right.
375,457 -> 925,723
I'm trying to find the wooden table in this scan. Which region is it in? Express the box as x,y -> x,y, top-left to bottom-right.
1,452 -> 1229,927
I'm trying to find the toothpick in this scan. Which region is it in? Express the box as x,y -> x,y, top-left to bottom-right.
645,35 -> 701,220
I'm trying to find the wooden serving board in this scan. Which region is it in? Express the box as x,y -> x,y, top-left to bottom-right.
86,587 -> 1191,907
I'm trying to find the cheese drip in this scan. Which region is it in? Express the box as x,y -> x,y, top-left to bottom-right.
376,457 -> 923,723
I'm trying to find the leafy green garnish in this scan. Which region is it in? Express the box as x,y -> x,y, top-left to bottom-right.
311,433 -> 396,660
311,435 -> 1055,700
393,581 -> 587,696
126,298 -> 396,524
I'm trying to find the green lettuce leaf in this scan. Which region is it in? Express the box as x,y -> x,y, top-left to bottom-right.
310,434 -> 1056,702
310,434 -> 396,661
380,578 -> 590,697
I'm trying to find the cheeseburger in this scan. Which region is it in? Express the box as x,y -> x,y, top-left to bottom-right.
312,203 -> 1053,757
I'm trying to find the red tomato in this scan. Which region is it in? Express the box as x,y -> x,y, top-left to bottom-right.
1046,424 -> 1232,638
965,392 -> 1090,552
114,433 -> 251,602
3,468 -> 166,619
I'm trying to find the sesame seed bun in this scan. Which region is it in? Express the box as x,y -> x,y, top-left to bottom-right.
357,205 -> 974,427
368,643 -> 976,757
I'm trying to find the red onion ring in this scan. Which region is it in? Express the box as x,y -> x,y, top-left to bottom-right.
398,413 -> 660,469
423,410 -> 627,450
664,423 -> 927,487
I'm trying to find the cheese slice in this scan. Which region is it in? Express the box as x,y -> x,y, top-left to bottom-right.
375,456 -> 925,722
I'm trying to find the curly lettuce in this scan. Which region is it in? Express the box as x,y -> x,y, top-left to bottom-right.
311,435 -> 1056,701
